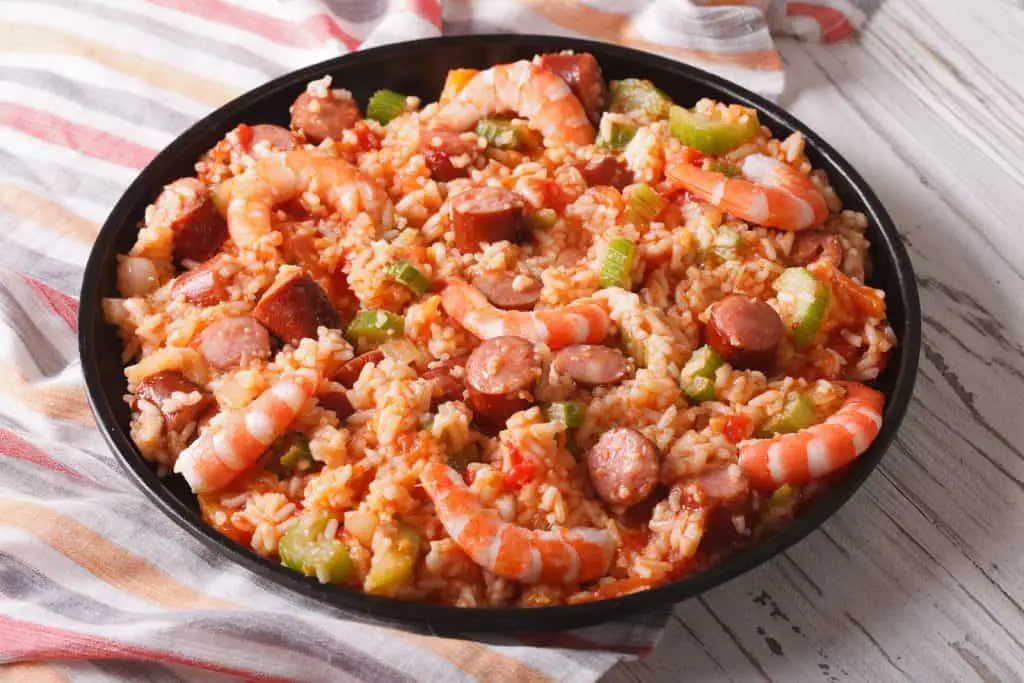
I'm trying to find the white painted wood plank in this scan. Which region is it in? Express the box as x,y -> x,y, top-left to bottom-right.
607,0 -> 1024,679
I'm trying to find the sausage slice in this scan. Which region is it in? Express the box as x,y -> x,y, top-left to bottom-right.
538,52 -> 605,124
135,371 -> 215,432
423,356 -> 468,407
195,316 -> 272,370
150,178 -> 227,264
788,229 -> 843,268
318,390 -> 355,421
680,465 -> 750,511
252,267 -> 341,345
704,295 -> 783,370
575,156 -> 633,190
466,336 -> 540,427
247,124 -> 297,152
551,344 -> 628,386
421,130 -> 481,182
333,349 -> 384,388
290,88 -> 360,144
587,427 -> 660,507
171,254 -> 231,307
450,186 -> 523,253
470,272 -> 541,311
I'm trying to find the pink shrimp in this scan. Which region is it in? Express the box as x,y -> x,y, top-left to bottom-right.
174,368 -> 319,494
667,153 -> 829,231
431,60 -> 595,147
420,462 -> 614,584
224,150 -> 393,247
738,382 -> 885,491
440,278 -> 611,349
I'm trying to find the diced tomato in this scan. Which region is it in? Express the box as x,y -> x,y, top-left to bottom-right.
503,448 -> 536,491
233,123 -> 254,149
721,413 -> 753,444
351,120 -> 382,152
680,147 -> 705,166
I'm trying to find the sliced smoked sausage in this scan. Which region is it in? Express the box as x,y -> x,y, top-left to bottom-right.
290,88 -> 360,144
465,336 -> 540,427
252,267 -> 341,345
195,316 -> 271,370
449,186 -> 523,253
135,371 -> 215,432
421,129 -> 481,182
247,124 -> 297,152
423,356 -> 468,407
470,271 -> 541,311
333,349 -> 384,388
575,156 -> 633,190
538,52 -> 605,124
171,254 -> 231,307
151,178 -> 227,264
587,427 -> 660,507
679,465 -> 750,511
788,229 -> 843,268
551,344 -> 628,386
317,389 -> 355,421
704,295 -> 783,370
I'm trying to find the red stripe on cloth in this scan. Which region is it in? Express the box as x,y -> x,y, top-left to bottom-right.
0,103 -> 156,170
0,617 -> 294,682
17,275 -> 79,332
0,427 -> 80,479
410,0 -> 442,29
787,3 -> 856,42
147,0 -> 361,50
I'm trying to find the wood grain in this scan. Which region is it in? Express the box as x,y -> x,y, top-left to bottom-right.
607,0 -> 1024,680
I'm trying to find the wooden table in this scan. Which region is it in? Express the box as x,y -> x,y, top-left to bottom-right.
609,2 -> 1024,680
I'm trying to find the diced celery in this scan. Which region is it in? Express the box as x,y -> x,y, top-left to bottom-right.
669,105 -> 760,155
684,375 -> 716,404
366,89 -> 408,125
365,523 -> 421,595
386,261 -> 430,296
599,236 -> 637,290
269,433 -> 314,475
545,401 -> 586,429
608,79 -> 672,119
475,117 -> 521,150
683,345 -> 723,380
279,510 -> 352,584
596,120 -> 638,151
623,184 -> 666,225
346,310 -> 405,344
757,393 -> 817,436
774,267 -> 829,350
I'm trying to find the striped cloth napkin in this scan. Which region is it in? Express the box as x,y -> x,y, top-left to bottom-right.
0,1 -> 872,680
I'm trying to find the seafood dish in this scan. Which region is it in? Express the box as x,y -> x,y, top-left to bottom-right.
103,51 -> 895,606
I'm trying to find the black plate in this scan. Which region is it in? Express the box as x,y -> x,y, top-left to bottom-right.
79,34 -> 921,634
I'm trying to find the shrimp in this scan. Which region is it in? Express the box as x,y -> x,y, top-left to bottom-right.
174,368 -> 320,494
420,462 -> 614,584
738,382 -> 884,491
431,60 -> 595,147
440,278 -> 612,349
667,153 -> 828,231
224,150 -> 393,247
